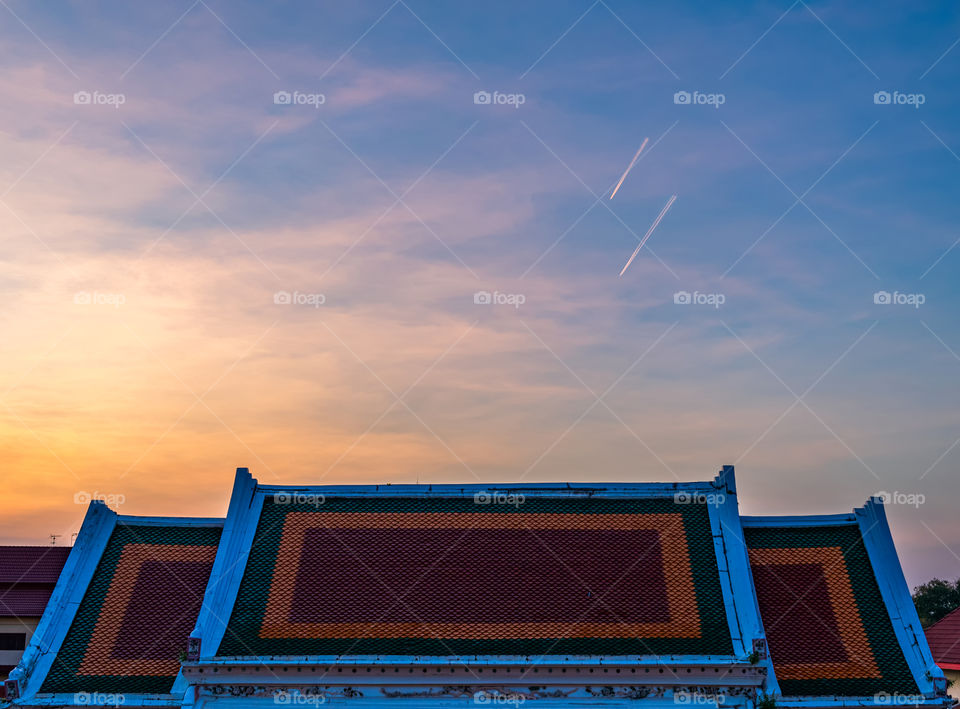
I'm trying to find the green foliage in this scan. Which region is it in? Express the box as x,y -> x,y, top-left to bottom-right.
757,694 -> 778,709
912,577 -> 960,628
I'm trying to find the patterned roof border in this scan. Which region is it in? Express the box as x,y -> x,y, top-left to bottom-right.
8,502 -> 223,707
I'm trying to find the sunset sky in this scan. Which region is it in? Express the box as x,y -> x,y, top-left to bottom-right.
1,1 -> 959,586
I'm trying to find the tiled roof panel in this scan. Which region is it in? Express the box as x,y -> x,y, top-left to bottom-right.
926,606 -> 960,666
218,495 -> 733,657
745,523 -> 917,698
0,546 -> 70,584
0,585 -> 55,617
40,523 -> 221,696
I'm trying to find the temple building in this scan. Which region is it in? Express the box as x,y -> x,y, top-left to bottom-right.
2,467 -> 952,709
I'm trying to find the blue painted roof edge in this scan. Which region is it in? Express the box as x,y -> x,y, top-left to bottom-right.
710,466 -> 780,694
740,513 -> 858,527
115,515 -> 223,527
198,653 -> 757,665
252,479 -> 728,498
12,501 -> 117,704
774,698 -> 952,708
186,468 -> 263,669
856,498 -> 947,698
18,694 -> 182,707
708,466 -> 745,656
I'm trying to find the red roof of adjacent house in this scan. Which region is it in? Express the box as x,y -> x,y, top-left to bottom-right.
0,545 -> 70,584
926,606 -> 960,670
0,545 -> 70,617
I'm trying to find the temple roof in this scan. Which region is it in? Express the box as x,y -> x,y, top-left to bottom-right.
7,507 -> 222,704
39,522 -> 221,695
217,490 -> 734,658
744,520 -> 917,697
4,467 -> 951,709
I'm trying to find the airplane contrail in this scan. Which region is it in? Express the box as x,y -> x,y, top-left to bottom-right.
609,137 -> 649,200
618,194 -> 677,277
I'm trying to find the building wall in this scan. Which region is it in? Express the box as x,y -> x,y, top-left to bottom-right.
0,616 -> 40,679
945,669 -> 960,700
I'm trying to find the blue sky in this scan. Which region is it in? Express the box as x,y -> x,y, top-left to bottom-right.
0,0 -> 959,585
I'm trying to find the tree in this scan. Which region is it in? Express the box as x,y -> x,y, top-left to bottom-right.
912,577 -> 960,628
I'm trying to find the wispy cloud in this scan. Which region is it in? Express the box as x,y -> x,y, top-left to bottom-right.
1,1 -> 959,585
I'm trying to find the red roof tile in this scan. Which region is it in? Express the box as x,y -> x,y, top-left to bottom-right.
0,546 -> 70,584
218,496 -> 735,657
926,606 -> 960,667
0,546 -> 69,617
0,585 -> 56,617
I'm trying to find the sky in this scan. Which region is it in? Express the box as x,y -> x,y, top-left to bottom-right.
0,0 -> 958,587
